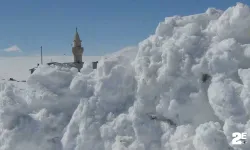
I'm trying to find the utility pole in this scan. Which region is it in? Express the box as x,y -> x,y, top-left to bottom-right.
41,46 -> 43,65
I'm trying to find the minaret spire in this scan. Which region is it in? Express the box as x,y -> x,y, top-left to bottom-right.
72,27 -> 84,63
74,27 -> 81,47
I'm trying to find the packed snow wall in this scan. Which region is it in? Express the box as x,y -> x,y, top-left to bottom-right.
2,3 -> 250,150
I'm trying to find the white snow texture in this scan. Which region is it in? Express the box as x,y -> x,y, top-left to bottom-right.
2,3 -> 250,150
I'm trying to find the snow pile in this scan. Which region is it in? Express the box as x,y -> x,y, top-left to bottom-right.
2,2 -> 250,150
62,51 -> 137,150
0,66 -> 81,150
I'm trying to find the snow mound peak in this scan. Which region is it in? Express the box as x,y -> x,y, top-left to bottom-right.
2,2 -> 250,150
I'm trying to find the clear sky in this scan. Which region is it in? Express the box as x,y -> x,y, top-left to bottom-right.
0,0 -> 249,56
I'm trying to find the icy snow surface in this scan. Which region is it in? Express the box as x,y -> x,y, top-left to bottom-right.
2,3 -> 250,150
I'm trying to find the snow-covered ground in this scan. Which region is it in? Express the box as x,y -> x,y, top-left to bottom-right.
2,3 -> 250,150
0,56 -> 101,89
0,56 -> 101,80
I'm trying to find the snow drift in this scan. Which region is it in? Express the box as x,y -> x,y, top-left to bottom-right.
2,2 -> 250,150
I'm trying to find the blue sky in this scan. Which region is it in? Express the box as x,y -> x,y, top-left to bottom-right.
0,0 -> 249,56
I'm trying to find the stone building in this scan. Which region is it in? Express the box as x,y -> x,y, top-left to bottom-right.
29,28 -> 98,74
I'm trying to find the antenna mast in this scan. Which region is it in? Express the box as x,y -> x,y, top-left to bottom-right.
41,46 -> 43,65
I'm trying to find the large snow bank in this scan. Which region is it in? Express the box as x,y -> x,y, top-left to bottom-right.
2,2 -> 250,150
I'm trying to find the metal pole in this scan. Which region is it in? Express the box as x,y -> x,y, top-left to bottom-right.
41,46 -> 43,65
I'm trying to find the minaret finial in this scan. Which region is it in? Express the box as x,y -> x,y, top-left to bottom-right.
76,27 -> 78,32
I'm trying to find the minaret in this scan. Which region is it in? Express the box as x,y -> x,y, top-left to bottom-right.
72,27 -> 84,63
